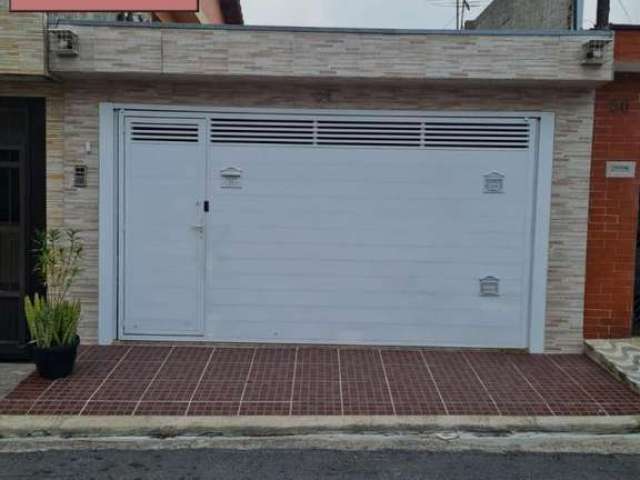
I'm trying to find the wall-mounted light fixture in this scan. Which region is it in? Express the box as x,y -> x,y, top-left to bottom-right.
582,39 -> 611,65
50,29 -> 79,57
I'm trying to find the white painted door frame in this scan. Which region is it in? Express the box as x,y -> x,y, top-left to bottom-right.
98,103 -> 554,352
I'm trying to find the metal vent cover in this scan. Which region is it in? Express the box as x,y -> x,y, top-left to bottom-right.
316,120 -> 422,147
424,122 -> 530,150
210,116 -> 530,150
479,276 -> 500,297
210,118 -> 314,145
130,122 -> 199,143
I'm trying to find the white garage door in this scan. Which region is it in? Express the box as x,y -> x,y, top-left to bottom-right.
118,110 -> 543,349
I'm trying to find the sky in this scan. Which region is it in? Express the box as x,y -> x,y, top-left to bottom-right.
241,0 -> 640,30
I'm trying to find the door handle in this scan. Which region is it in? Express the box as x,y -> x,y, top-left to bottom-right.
190,224 -> 204,232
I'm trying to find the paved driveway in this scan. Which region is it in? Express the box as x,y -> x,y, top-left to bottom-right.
1,345 -> 639,416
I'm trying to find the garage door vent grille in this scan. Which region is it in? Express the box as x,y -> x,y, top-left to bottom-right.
210,118 -> 315,145
316,120 -> 422,147
423,122 -> 530,150
209,117 -> 530,150
130,122 -> 200,143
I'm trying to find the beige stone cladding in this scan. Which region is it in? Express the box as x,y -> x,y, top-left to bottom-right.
0,0 -> 46,76
0,79 -> 593,352
48,25 -> 613,84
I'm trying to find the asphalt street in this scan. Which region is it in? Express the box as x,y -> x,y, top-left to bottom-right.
1,448 -> 639,479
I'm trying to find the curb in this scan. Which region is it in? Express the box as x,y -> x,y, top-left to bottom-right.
1,415 -> 639,439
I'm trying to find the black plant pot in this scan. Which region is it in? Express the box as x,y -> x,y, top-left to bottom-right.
32,335 -> 80,380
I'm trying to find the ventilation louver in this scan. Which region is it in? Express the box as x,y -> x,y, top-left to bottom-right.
210,118 -> 314,145
210,117 -> 530,150
130,122 -> 199,143
316,120 -> 422,147
423,122 -> 530,149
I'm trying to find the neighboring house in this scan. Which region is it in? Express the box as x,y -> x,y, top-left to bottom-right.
0,0 -> 613,358
585,25 -> 640,339
471,0 -> 640,339
48,0 -> 243,24
466,0 -> 582,30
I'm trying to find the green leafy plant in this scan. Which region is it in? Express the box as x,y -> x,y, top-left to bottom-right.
24,229 -> 83,349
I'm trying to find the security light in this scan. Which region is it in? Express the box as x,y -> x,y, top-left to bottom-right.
582,39 -> 610,65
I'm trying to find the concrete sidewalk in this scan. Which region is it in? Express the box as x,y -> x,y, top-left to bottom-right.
0,363 -> 33,398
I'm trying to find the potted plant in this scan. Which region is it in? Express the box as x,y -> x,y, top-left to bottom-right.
24,229 -> 83,380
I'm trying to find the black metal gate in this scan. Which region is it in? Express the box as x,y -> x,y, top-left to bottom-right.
0,98 -> 45,360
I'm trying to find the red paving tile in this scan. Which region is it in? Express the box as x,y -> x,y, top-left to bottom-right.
29,400 -> 85,415
249,362 -> 295,382
387,383 -> 441,404
78,345 -> 130,363
293,381 -> 341,402
291,402 -> 342,415
384,364 -> 432,384
211,348 -> 254,364
187,402 -> 239,416
380,350 -> 424,365
167,347 -> 213,363
343,402 -> 394,415
496,402 -> 553,416
203,362 -> 251,381
296,362 -> 340,381
72,361 -> 119,379
123,347 -> 171,363
81,401 -> 137,415
156,361 -> 208,381
142,380 -> 199,402
342,380 -> 392,404
2,346 -> 639,416
242,381 -> 293,402
447,401 -> 499,415
93,379 -> 151,401
5,378 -> 52,400
0,399 -> 34,414
340,363 -> 386,381
239,402 -> 291,416
44,379 -> 104,401
394,402 -> 446,415
192,382 -> 245,402
547,403 -> 607,416
111,361 -> 162,380
253,348 -> 296,363
297,348 -> 338,364
135,402 -> 189,416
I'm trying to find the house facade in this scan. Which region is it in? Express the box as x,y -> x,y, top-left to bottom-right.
0,1 -> 614,356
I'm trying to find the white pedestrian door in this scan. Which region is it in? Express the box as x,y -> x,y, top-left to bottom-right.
120,117 -> 206,336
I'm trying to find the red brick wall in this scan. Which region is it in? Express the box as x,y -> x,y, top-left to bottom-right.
614,30 -> 640,62
584,68 -> 640,339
